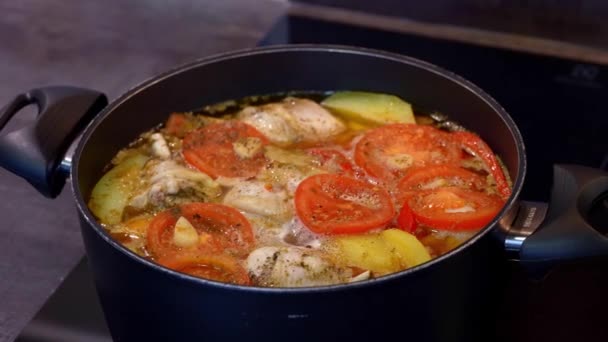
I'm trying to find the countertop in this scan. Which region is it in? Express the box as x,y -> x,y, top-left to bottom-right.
1,1 -> 607,341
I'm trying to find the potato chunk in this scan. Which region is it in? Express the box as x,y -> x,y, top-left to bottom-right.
89,154 -> 148,224
333,229 -> 431,275
333,234 -> 399,275
380,229 -> 431,268
321,91 -> 415,125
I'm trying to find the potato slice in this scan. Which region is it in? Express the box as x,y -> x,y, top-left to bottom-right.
333,234 -> 400,275
89,154 -> 148,224
321,91 -> 415,125
381,229 -> 431,268
333,229 -> 431,275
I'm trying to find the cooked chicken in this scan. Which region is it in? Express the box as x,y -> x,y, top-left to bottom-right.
128,160 -> 221,210
238,105 -> 298,146
257,147 -> 324,195
223,181 -> 290,217
280,217 -> 322,248
238,97 -> 345,146
150,133 -> 171,159
246,246 -> 351,287
282,97 -> 346,141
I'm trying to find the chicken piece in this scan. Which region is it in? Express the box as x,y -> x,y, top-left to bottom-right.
238,105 -> 298,146
233,137 -> 264,159
257,146 -> 325,196
256,163 -> 312,196
242,211 -> 321,250
238,97 -> 345,146
128,160 -> 221,210
282,97 -> 346,141
150,133 -> 171,159
222,182 -> 294,249
244,214 -> 285,247
223,181 -> 290,218
246,246 -> 351,287
280,217 -> 322,248
264,145 -> 313,167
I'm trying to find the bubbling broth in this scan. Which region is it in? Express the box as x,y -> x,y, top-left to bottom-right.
88,91 -> 511,287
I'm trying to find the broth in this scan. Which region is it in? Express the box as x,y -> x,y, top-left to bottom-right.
88,91 -> 510,287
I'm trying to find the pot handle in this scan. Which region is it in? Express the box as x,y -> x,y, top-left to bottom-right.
507,164 -> 608,271
0,86 -> 107,198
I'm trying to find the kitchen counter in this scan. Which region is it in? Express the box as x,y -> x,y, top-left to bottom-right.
1,1 -> 606,341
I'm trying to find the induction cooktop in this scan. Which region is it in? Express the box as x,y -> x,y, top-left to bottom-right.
16,14 -> 608,342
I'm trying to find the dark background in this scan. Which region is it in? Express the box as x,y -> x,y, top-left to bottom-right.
295,0 -> 608,49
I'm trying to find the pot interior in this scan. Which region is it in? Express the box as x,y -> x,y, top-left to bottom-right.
76,45 -> 524,236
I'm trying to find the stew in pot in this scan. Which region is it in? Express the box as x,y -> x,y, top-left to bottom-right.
88,91 -> 511,287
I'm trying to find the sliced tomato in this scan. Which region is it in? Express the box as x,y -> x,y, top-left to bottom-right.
354,124 -> 460,184
307,148 -> 355,176
157,253 -> 250,285
408,187 -> 504,231
295,174 -> 395,234
147,202 -> 254,258
165,113 -> 189,137
396,164 -> 486,205
451,131 -> 511,199
183,121 -> 268,178
396,203 -> 416,233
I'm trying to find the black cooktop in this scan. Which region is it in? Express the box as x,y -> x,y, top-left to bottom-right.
17,14 -> 608,342
262,15 -> 608,202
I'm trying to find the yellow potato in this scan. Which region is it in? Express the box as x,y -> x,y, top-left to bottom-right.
321,91 -> 415,125
89,154 -> 148,224
332,229 -> 431,276
381,229 -> 431,268
333,233 -> 400,275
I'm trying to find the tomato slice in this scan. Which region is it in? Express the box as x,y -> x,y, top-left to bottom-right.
165,113 -> 189,137
307,148 -> 355,176
183,121 -> 268,178
295,174 -> 395,234
451,131 -> 511,199
147,202 -> 254,258
396,203 -> 417,233
396,164 -> 486,205
354,124 -> 461,183
408,187 -> 504,231
157,253 -> 250,285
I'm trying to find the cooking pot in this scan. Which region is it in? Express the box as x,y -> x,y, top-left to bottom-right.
1,45 -> 607,342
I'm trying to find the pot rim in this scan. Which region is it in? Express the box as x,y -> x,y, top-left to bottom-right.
72,44 -> 526,293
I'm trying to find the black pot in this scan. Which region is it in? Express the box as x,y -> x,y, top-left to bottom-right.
1,45 -> 607,342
